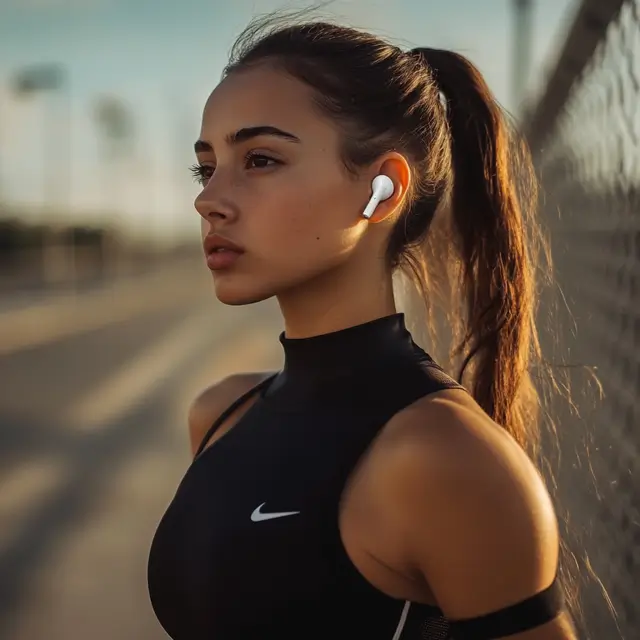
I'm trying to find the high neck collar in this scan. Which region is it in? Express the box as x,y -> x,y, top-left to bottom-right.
277,313 -> 416,381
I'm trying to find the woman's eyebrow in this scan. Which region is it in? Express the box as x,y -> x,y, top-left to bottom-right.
194,125 -> 301,153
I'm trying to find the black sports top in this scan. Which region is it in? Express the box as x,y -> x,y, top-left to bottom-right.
147,313 -> 563,640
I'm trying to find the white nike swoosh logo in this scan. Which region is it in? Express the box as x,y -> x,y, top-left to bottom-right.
251,502 -> 300,522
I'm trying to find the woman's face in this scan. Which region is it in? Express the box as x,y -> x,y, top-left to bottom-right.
194,63 -> 380,306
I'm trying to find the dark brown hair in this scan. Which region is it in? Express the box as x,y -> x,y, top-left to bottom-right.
223,12 -> 582,628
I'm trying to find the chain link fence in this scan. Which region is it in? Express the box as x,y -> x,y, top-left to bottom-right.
524,0 -> 639,637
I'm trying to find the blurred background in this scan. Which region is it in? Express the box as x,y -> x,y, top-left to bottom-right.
0,0 -> 637,639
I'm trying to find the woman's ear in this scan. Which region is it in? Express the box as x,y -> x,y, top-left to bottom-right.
365,152 -> 412,223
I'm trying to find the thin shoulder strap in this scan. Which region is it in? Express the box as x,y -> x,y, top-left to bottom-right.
193,373 -> 278,459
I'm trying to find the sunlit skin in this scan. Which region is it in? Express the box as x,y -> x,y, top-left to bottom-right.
192,63 -> 411,339
189,62 -> 575,639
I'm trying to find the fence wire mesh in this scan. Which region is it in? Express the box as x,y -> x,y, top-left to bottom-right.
527,1 -> 640,638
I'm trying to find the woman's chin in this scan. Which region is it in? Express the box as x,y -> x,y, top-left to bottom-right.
212,277 -> 273,306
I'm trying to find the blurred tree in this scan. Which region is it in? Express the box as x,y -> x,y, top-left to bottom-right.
0,218 -> 50,262
92,95 -> 136,276
69,225 -> 104,248
92,95 -> 135,218
0,219 -> 24,261
93,95 -> 135,160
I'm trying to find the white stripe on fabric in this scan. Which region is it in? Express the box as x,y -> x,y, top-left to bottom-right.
391,600 -> 411,640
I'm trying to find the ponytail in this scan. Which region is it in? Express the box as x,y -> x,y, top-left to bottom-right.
411,48 -> 541,455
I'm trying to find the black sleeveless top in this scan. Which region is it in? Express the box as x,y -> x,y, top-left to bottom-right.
148,314 -> 463,639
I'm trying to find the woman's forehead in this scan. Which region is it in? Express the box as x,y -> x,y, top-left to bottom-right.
201,65 -> 333,143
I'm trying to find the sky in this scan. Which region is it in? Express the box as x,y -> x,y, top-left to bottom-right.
0,0 -> 580,241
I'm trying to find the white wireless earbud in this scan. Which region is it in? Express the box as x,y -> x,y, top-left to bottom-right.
362,175 -> 395,220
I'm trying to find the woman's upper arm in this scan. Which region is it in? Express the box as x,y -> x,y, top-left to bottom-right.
373,397 -> 573,638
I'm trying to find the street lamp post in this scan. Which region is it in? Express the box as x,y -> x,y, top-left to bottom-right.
512,0 -> 534,114
12,63 -> 73,288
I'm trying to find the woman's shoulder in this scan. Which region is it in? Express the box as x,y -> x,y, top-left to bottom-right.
371,390 -> 547,513
363,390 -> 558,587
187,371 -> 275,456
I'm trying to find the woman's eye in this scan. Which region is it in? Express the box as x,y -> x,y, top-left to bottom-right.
245,153 -> 278,170
189,164 -> 214,185
189,154 -> 278,185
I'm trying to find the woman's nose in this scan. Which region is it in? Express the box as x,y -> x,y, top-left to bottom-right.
194,181 -> 237,223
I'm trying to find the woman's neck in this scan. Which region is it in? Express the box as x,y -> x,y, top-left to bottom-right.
276,261 -> 397,339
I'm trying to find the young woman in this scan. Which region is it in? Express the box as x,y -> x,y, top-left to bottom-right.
147,16 -> 578,640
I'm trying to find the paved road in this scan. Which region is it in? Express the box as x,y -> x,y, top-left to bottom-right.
0,262 -> 284,640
